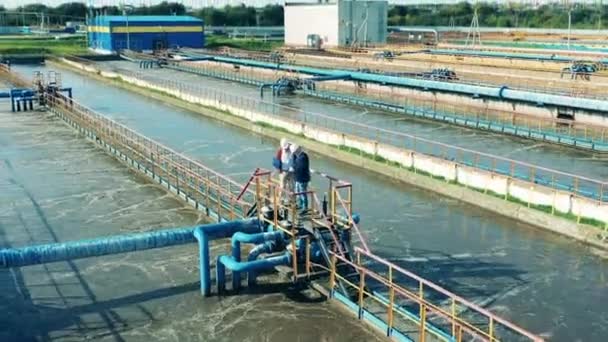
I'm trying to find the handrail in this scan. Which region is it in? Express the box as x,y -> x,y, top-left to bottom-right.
47,93 -> 255,216
333,252 -> 518,342
236,167 -> 260,201
169,61 -> 608,179
334,191 -> 369,252
174,60 -> 608,148
310,192 -> 347,256
354,247 -> 543,341
5,64 -> 546,340
142,63 -> 608,201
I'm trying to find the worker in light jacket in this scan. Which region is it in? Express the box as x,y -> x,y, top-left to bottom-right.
278,138 -> 294,200
290,144 -> 310,212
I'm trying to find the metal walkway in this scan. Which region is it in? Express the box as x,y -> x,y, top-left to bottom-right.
0,68 -> 544,342
47,91 -> 544,342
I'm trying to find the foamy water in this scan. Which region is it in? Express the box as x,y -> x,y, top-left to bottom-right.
4,63 -> 608,341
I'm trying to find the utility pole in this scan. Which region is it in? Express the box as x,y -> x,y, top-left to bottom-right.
568,6 -> 572,50
599,0 -> 603,31
121,3 -> 135,51
465,5 -> 482,47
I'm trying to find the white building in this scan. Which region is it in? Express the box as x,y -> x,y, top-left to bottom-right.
284,0 -> 388,47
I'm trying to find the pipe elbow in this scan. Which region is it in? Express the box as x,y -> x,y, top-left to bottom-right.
247,241 -> 275,261
498,85 -> 509,99
193,226 -> 204,241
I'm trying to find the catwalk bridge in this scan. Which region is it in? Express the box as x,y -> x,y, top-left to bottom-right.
0,65 -> 545,342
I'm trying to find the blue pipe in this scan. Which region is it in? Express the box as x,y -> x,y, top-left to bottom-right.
307,74 -> 352,82
231,230 -> 284,290
246,241 -> 278,287
201,55 -> 608,113
429,48 -> 607,64
193,218 -> 261,297
216,252 -> 291,293
247,241 -> 276,262
259,83 -> 275,98
0,224 -> 207,268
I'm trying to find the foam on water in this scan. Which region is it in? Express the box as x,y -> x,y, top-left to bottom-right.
6,63 -> 608,341
0,107 -> 384,342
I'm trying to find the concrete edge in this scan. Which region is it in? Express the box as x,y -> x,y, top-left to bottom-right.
49,59 -> 608,252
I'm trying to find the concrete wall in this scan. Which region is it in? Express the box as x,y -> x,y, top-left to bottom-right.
55,58 -> 608,249
284,4 -> 339,47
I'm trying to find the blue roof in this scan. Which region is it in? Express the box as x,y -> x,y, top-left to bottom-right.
97,15 -> 203,24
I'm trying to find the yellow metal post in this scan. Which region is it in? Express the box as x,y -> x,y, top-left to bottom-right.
329,253 -> 336,294
331,189 -> 336,222
420,304 -> 426,342
418,281 -> 424,316
489,317 -> 494,342
291,214 -> 298,280
388,265 -> 394,335
205,171 -> 211,214
273,186 -> 278,228
348,186 -> 353,218
216,176 -> 222,219
451,298 -> 456,337
255,176 -> 261,219
358,269 -> 366,319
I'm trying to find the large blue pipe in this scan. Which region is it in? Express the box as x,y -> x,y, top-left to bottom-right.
230,230 -> 284,290
0,224 -> 207,268
216,252 -> 291,293
203,55 -> 608,113
429,48 -> 581,62
193,218 -> 261,297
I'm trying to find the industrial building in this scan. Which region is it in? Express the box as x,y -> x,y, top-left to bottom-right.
87,15 -> 204,53
284,0 -> 388,48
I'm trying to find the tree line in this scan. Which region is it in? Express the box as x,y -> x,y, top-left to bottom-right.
389,2 -> 607,29
0,2 -> 283,27
1,1 -> 606,30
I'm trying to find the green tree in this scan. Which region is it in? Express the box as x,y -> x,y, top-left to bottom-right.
259,5 -> 283,26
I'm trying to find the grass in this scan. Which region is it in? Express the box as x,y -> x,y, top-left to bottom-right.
205,35 -> 282,52
338,144 -> 606,229
0,36 -> 88,56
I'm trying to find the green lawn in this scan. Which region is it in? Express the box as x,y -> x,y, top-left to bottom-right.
0,36 -> 88,56
205,35 -> 282,52
0,35 -> 280,55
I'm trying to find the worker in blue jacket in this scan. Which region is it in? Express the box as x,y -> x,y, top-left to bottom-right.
289,144 -> 310,212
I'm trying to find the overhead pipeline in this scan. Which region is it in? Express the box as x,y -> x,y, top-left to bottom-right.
198,55 -> 608,113
0,224 -> 200,268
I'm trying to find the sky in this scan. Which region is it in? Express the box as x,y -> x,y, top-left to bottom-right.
0,0 -> 598,9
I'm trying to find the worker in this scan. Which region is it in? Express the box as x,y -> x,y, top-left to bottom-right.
278,138 -> 294,199
290,144 -> 310,212
273,138 -> 287,171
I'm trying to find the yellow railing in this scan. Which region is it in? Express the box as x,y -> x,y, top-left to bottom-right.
12,67 -> 544,342
328,248 -> 544,342
46,92 -> 255,221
